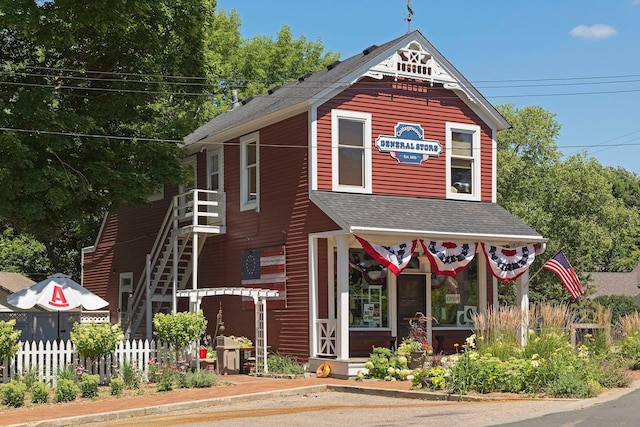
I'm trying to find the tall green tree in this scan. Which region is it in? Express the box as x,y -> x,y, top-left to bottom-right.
0,2 -> 337,276
495,104 -> 640,303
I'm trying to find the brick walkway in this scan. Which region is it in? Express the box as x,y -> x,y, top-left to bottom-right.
0,374 -> 417,426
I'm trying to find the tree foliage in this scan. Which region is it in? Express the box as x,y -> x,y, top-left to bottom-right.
0,319 -> 22,362
70,322 -> 124,361
153,311 -> 207,361
495,104 -> 640,303
0,2 -> 337,276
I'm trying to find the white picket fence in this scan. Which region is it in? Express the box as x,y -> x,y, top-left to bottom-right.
0,339 -> 192,386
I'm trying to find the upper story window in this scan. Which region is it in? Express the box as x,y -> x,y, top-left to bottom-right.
446,122 -> 481,201
240,132 -> 259,211
332,110 -> 372,193
207,146 -> 223,192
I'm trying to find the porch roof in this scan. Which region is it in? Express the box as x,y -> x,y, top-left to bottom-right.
310,191 -> 546,245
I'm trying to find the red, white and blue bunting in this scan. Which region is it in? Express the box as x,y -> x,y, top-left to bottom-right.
354,236 -> 417,276
481,243 -> 537,282
420,240 -> 477,277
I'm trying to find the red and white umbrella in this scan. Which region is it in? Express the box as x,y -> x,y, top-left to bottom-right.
7,273 -> 108,311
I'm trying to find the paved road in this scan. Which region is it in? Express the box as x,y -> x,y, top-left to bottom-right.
492,387 -> 640,426
85,389 -> 613,427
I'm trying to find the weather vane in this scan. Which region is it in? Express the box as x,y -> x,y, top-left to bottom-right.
404,0 -> 414,33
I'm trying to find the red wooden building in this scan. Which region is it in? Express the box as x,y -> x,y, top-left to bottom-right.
82,31 -> 546,377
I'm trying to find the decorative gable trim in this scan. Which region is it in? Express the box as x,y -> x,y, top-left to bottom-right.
366,40 -> 458,87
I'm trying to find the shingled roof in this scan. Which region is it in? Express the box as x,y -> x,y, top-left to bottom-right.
184,30 -> 509,147
310,191 -> 545,244
586,265 -> 640,298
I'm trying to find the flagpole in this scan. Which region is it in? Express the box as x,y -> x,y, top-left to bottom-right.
529,247 -> 564,282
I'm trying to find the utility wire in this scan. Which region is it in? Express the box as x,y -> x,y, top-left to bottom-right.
3,126 -> 640,151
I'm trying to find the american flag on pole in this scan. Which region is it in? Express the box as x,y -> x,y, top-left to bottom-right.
543,251 -> 584,299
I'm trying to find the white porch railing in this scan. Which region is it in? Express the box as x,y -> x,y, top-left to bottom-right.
316,318 -> 337,357
0,339 -> 186,386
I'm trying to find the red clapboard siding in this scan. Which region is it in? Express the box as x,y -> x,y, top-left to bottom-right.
316,77 -> 494,201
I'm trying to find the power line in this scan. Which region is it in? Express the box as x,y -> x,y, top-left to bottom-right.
3,126 -> 640,151
3,79 -> 640,99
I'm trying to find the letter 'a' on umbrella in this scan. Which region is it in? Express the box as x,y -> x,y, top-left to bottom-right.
7,273 -> 108,311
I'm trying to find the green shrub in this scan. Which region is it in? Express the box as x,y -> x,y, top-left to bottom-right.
109,378 -> 124,396
267,352 -> 305,375
1,380 -> 26,407
548,372 -> 596,398
589,355 -> 631,389
593,295 -> 639,324
0,320 -> 21,362
78,374 -> 100,398
411,365 -> 447,390
30,381 -> 50,404
20,367 -> 39,390
153,311 -> 207,361
71,322 -> 124,361
56,365 -> 78,382
120,360 -> 142,389
181,370 -> 217,388
55,379 -> 77,402
619,334 -> 640,369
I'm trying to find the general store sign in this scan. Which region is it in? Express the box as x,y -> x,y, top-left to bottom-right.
375,122 -> 441,165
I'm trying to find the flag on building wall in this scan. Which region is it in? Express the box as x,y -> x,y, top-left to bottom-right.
241,246 -> 286,305
542,251 -> 584,299
421,240 -> 477,276
482,243 -> 537,282
354,236 -> 417,276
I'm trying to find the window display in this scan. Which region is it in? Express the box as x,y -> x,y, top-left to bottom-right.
431,258 -> 478,327
348,249 -> 388,328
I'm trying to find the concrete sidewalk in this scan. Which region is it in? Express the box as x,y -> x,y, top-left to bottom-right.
2,374 -> 639,427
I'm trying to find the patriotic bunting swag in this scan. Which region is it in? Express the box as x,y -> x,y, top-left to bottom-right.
354,236 -> 417,276
482,243 -> 537,282
420,240 -> 477,276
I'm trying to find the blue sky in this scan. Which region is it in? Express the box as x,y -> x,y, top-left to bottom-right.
217,0 -> 640,175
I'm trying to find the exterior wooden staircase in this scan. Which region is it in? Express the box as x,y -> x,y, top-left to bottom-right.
123,189 -> 225,339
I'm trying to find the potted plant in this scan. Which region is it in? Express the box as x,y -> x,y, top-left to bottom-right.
398,312 -> 435,369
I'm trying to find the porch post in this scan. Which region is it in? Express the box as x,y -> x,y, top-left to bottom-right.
478,252 -> 487,315
308,235 -> 318,357
192,233 -> 199,312
516,269 -> 530,346
335,234 -> 350,360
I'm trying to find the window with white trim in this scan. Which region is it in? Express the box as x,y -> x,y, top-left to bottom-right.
240,132 -> 259,211
446,122 -> 481,200
331,110 -> 372,193
207,146 -> 223,192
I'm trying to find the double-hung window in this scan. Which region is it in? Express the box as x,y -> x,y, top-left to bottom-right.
446,122 -> 481,200
332,110 -> 372,193
240,132 -> 259,211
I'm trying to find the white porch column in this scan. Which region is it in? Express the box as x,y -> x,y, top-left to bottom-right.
308,236 -> 318,357
192,233 -> 200,312
145,254 -> 152,341
516,269 -> 530,346
478,252 -> 487,315
335,234 -> 350,360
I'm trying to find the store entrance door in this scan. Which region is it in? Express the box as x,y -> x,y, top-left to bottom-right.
396,275 -> 426,342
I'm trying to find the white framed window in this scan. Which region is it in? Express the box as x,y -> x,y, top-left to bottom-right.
446,122 -> 481,201
207,146 -> 224,192
240,132 -> 259,211
331,109 -> 372,193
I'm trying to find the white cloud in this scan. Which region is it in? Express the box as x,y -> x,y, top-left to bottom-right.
632,0 -> 640,5
570,24 -> 618,40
